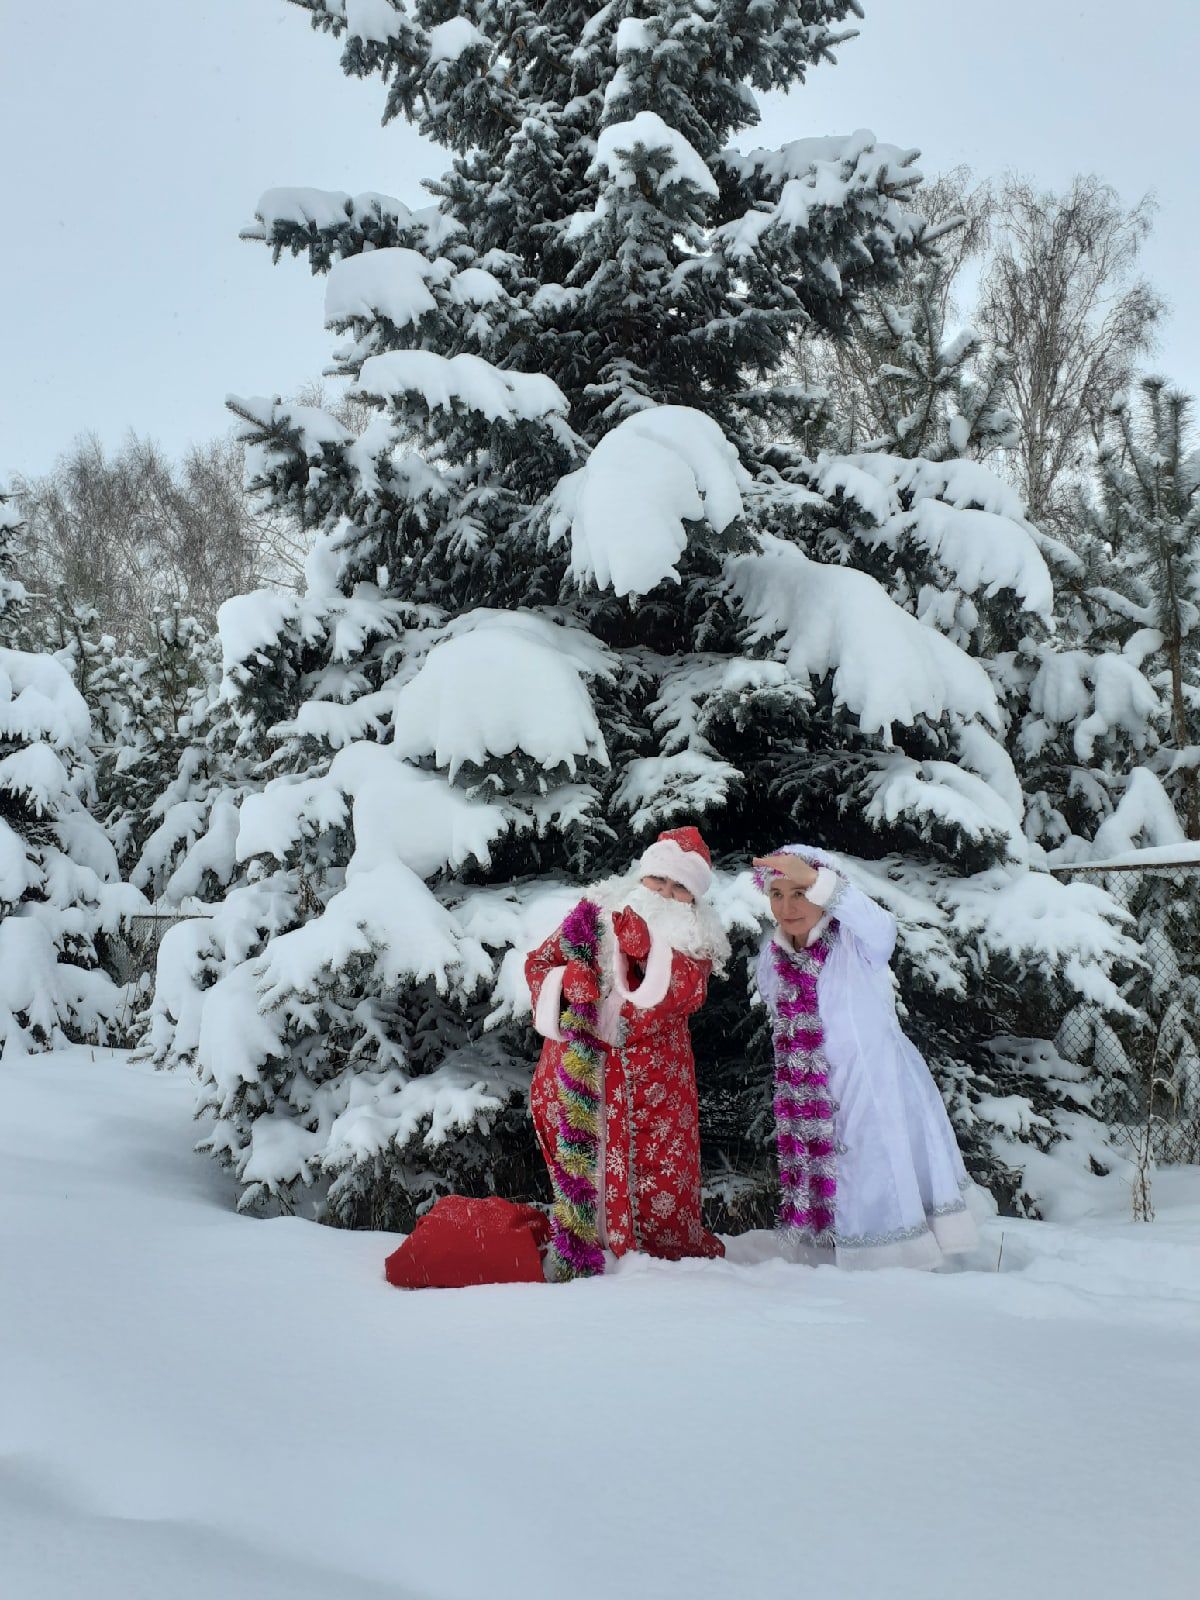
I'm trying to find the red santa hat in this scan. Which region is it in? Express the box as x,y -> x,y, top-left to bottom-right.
634,825 -> 713,900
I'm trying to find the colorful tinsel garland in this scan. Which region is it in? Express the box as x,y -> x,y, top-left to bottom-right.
771,935 -> 838,1244
549,898 -> 606,1280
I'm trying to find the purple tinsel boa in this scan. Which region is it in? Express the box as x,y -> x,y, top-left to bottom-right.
770,933 -> 837,1243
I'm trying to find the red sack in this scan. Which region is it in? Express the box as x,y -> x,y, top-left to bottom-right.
384,1196 -> 552,1289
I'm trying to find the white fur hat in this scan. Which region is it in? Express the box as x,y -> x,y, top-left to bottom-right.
634,826 -> 713,899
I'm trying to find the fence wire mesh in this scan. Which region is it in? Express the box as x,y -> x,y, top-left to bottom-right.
101,912 -> 210,987
1052,860 -> 1200,1182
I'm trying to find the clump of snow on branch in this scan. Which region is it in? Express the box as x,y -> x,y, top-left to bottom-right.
1024,650 -> 1160,761
592,112 -> 718,199
615,751 -> 743,835
325,248 -> 445,330
1091,768 -> 1188,860
354,350 -> 569,427
426,17 -> 486,64
344,0 -> 407,47
237,742 -> 513,879
817,455 -> 1054,618
861,755 -> 1029,864
726,537 -> 1000,738
945,870 -> 1138,1014
716,131 -> 922,261
649,657 -> 809,755
390,610 -> 612,780
550,407 -> 747,597
452,879 -> 586,1028
216,591 -> 299,679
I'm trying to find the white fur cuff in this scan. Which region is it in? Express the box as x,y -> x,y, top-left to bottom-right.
612,929 -> 673,1010
532,965 -> 567,1042
806,867 -> 841,908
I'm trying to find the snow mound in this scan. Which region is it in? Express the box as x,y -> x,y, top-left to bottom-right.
3,1050 -> 1198,1600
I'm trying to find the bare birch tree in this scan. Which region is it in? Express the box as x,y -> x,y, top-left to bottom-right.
778,167 -> 999,454
13,431 -> 307,648
978,175 -> 1165,534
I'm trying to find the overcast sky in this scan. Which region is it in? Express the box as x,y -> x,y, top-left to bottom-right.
3,0 -> 1198,481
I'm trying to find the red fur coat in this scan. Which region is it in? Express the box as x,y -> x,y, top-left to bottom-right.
526,920 -> 724,1262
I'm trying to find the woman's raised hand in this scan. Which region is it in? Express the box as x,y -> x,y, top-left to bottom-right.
752,852 -> 819,890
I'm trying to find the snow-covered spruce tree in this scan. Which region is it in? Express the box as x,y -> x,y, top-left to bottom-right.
133,605 -> 279,1066
809,262 -> 1016,463
161,0 -> 1138,1225
54,604 -> 139,849
1008,379 -> 1200,867
0,484 -> 144,1055
0,484 -> 32,645
737,324 -> 1154,1204
89,606 -> 215,875
1031,379 -> 1200,1143
732,207 -> 1160,1197
1085,380 -> 1200,839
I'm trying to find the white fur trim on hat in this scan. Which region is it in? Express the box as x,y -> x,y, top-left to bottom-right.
635,839 -> 711,899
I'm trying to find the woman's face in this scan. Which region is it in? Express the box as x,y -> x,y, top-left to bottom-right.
640,874 -> 694,905
768,880 -> 823,944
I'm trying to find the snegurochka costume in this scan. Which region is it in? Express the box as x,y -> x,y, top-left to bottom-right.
756,844 -> 978,1270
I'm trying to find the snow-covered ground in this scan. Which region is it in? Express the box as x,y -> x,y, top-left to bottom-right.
2,1049 -> 1197,1600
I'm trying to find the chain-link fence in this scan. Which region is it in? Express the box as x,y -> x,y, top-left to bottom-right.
98,911 -> 212,1043
1051,860 -> 1200,1206
100,911 -> 210,987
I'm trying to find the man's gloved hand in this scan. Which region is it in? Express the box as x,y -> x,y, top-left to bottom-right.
562,960 -> 601,1005
612,907 -> 651,961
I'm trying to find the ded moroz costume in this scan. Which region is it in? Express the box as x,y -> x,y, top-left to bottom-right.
526,827 -> 728,1262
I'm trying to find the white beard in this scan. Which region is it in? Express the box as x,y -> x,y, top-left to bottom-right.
590,876 -> 731,975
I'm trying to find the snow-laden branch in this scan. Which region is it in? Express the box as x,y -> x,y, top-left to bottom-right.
549,406 -> 747,597
725,536 -> 1001,739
